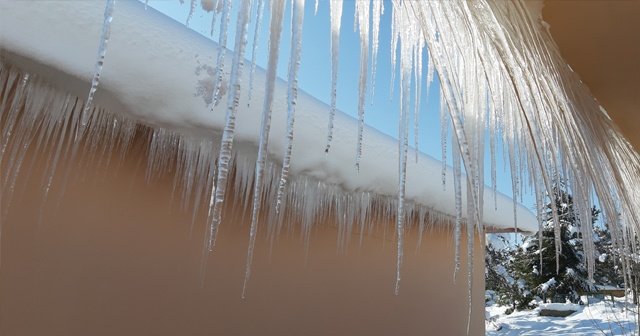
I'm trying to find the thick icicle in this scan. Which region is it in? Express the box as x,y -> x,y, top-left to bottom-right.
276,0 -> 305,213
324,0 -> 343,153
78,0 -> 115,140
394,4 -> 414,295
243,0 -> 287,298
354,0 -> 370,171
247,0 -> 266,104
203,0 -> 252,271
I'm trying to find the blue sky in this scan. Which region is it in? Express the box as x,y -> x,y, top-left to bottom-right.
145,0 -> 536,211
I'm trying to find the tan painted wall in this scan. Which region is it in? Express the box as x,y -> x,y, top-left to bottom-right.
543,1 -> 640,152
1,136 -> 485,335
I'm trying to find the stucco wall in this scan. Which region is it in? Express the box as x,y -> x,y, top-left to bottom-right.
1,136 -> 485,335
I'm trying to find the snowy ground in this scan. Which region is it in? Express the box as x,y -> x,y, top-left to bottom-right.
486,297 -> 639,335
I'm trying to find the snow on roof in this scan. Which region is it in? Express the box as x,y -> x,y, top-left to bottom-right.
0,0 -> 538,234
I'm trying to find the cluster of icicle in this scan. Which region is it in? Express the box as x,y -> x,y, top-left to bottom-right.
3,0 -> 640,331
190,0 -> 640,309
1,59 -> 458,279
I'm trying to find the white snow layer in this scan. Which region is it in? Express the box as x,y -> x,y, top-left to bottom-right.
0,0 -> 538,233
538,303 -> 580,312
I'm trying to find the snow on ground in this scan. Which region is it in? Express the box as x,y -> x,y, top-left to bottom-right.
486,298 -> 639,335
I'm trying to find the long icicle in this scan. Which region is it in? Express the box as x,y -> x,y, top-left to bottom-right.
202,0 -> 252,282
324,0 -> 343,153
275,0 -> 305,213
247,0 -> 266,104
395,3 -> 413,295
243,0 -> 287,298
354,0 -> 370,171
211,0 -> 233,106
370,0 -> 383,103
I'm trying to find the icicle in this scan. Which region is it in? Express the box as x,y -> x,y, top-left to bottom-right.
388,1 -> 400,102
78,0 -> 115,140
203,0 -> 252,271
395,5 -> 413,294
211,0 -> 232,106
144,0 -> 149,10
324,0 -> 343,153
354,0 -> 369,171
489,101 -> 498,210
275,0 -> 305,214
370,0 -> 383,103
314,0 -> 319,16
466,189 -> 475,335
467,179 -> 481,335
440,89 -> 449,190
413,34 -> 423,163
247,0 -> 266,104
452,133 -> 462,283
186,0 -> 197,27
209,0 -> 220,36
243,0 -> 287,298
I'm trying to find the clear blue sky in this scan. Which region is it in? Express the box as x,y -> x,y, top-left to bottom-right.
145,0 -> 536,211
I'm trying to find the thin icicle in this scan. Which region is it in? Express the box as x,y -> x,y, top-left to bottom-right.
78,0 -> 115,140
452,134 -> 462,283
324,0 -> 343,153
276,0 -> 305,213
209,0 -> 220,36
144,0 -> 149,10
388,1 -> 400,102
243,0 -> 287,298
247,0 -> 266,104
354,0 -> 369,171
440,89 -> 449,190
314,0 -> 319,15
370,0 -> 383,103
186,0 -> 197,27
413,34 -> 423,163
211,0 -> 232,106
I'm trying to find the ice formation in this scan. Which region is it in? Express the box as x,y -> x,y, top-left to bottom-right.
2,0 -> 639,326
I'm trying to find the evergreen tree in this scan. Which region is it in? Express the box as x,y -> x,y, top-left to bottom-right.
595,224 -> 640,304
511,188 -> 597,304
485,235 -> 510,292
593,225 -> 625,288
485,235 -> 536,313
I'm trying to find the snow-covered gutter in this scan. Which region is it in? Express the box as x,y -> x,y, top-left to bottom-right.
0,0 -> 537,234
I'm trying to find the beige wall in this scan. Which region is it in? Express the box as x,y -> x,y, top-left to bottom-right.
543,1 -> 640,152
1,136 -> 485,335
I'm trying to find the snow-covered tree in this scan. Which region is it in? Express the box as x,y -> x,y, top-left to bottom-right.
594,223 -> 640,304
511,188 -> 597,304
593,225 -> 625,288
485,235 -> 536,313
